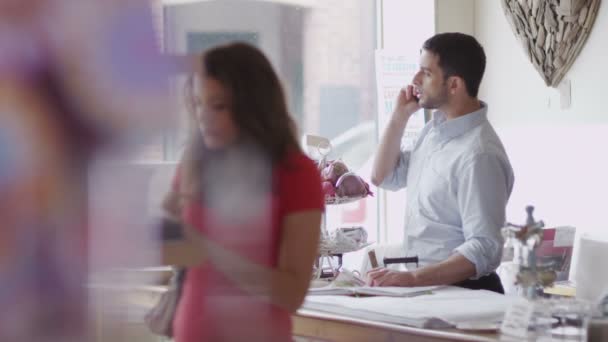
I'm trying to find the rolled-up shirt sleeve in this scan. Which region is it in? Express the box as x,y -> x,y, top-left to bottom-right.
379,150 -> 411,191
454,152 -> 513,278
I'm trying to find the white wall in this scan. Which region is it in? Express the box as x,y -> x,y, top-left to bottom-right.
476,0 -> 608,126
382,0 -> 434,53
435,0 -> 475,35
474,1 -> 608,277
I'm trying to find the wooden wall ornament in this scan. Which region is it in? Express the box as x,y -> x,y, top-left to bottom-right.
501,0 -> 601,87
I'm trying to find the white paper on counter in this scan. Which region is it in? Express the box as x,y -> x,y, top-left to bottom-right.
303,286 -> 511,329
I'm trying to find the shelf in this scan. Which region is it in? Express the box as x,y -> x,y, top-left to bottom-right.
318,242 -> 372,255
325,195 -> 367,205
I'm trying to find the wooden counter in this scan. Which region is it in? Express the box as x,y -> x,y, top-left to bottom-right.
293,309 -> 500,342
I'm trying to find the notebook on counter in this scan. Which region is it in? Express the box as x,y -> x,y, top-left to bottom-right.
308,269 -> 438,297
308,285 -> 437,297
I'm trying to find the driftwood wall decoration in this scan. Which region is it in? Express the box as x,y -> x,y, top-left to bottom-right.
501,0 -> 601,87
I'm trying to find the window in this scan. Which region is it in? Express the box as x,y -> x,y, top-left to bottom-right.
376,0 -> 435,244
141,0 -> 435,269
162,0 -> 379,259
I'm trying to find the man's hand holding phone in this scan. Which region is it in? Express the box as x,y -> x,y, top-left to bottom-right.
394,84 -> 420,120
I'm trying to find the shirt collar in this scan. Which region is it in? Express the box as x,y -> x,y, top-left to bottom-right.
430,101 -> 488,142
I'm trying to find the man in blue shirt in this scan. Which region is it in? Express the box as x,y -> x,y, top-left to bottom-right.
368,33 -> 514,293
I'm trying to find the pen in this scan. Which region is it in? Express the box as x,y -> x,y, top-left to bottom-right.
383,256 -> 419,268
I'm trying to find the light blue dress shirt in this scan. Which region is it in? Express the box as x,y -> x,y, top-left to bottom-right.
380,102 -> 514,278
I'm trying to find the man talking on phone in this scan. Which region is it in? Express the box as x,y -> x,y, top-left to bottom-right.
368,32 -> 514,294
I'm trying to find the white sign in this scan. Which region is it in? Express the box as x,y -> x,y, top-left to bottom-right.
554,226 -> 576,247
374,50 -> 425,150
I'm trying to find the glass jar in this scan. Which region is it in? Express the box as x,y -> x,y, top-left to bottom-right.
532,298 -> 592,341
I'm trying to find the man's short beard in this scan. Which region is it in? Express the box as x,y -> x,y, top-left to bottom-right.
420,87 -> 448,109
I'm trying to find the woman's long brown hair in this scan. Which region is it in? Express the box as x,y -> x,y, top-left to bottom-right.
171,42 -> 301,206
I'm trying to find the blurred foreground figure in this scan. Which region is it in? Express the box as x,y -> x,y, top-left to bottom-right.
0,0 -> 174,340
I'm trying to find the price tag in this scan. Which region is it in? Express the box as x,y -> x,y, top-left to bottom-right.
500,297 -> 534,339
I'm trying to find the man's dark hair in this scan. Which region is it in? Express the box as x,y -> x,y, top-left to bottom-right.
422,32 -> 486,97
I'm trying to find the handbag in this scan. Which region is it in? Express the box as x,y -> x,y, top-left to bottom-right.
144,267 -> 186,337
145,215 -> 188,336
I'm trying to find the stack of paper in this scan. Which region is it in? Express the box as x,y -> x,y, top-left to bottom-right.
303,286 -> 511,329
308,285 -> 437,298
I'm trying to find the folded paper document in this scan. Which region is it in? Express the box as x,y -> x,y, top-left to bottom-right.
308,285 -> 437,297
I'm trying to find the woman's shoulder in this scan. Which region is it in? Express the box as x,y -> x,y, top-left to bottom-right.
276,150 -> 324,211
277,150 -> 319,175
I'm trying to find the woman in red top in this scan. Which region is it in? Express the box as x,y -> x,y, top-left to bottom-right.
162,43 -> 324,342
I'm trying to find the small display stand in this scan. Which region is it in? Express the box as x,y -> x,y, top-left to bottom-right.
303,134 -> 371,280
314,205 -> 371,279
